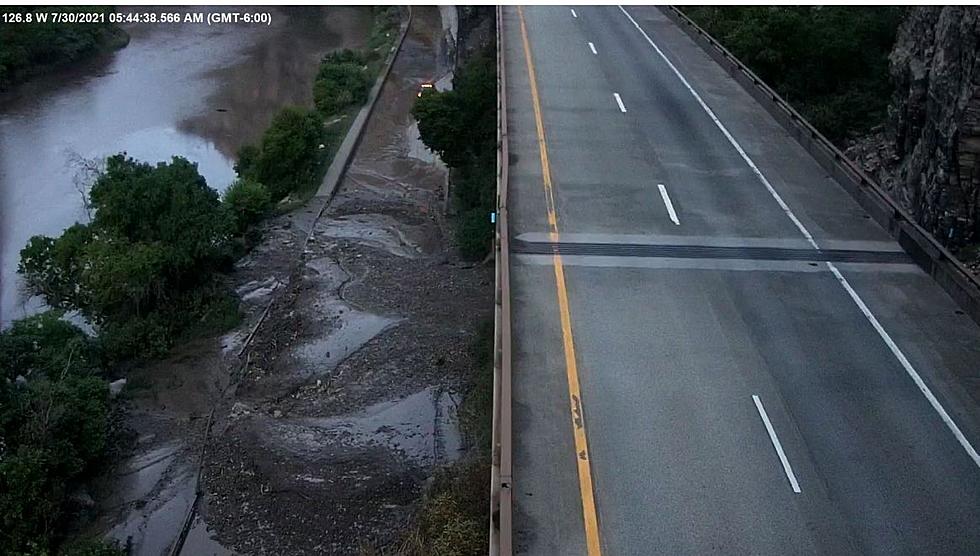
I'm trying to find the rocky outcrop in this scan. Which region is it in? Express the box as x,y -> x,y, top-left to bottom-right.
456,6 -> 494,60
889,7 -> 980,247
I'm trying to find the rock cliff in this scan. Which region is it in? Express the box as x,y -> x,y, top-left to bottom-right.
887,7 -> 980,248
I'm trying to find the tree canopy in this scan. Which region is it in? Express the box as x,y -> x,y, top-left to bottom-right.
19,155 -> 235,360
0,7 -> 125,90
412,50 -> 497,260
0,312 -> 112,554
683,6 -> 905,143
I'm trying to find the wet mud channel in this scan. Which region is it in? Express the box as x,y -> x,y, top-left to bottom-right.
88,7 -> 490,555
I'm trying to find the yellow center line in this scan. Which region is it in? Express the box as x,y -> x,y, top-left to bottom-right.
517,6 -> 602,555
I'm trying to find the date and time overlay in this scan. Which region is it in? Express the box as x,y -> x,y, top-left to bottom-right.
1,9 -> 272,26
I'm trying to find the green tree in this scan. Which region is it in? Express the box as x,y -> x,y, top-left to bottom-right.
224,178 -> 272,234
0,7 -> 126,90
0,314 -> 111,555
412,52 -> 495,170
236,108 -> 323,200
683,6 -> 905,142
412,49 -> 497,260
89,155 -> 231,271
19,155 -> 236,360
0,311 -> 103,380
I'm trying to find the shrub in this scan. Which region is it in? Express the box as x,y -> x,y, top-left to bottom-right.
457,208 -> 492,262
415,460 -> 489,556
61,539 -> 125,556
235,107 -> 323,200
224,178 -> 272,234
430,516 -> 484,556
367,7 -> 400,55
313,49 -> 371,116
98,312 -> 171,362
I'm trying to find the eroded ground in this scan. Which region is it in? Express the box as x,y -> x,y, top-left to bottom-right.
92,7 -> 489,555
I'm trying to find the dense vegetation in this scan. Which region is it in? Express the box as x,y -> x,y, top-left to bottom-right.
5,8 -> 403,554
235,108 -> 325,202
683,6 -> 905,143
19,155 -> 239,362
0,7 -> 127,90
412,49 -> 497,260
0,312 -> 119,555
313,49 -> 372,116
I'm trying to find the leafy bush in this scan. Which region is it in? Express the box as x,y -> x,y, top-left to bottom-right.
235,107 -> 324,201
412,50 -> 497,260
224,178 -> 272,234
0,311 -> 103,379
367,7 -> 401,55
683,6 -> 905,143
313,49 -> 371,116
0,313 -> 111,555
457,208 -> 493,261
19,155 -> 236,361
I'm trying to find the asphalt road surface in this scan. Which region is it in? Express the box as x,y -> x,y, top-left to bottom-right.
504,6 -> 980,555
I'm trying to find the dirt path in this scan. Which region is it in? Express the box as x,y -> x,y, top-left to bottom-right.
194,8 -> 492,554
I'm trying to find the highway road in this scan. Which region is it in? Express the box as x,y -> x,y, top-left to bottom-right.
504,6 -> 980,555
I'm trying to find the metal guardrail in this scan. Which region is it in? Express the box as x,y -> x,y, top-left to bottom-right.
489,5 -> 513,556
664,6 -> 980,325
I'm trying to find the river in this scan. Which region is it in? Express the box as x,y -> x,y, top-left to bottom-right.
0,6 -> 373,326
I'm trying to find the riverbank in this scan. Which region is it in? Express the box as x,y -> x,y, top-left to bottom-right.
67,7 -> 486,555
2,6 -> 496,554
0,7 -> 375,327
198,8 -> 494,553
0,7 -> 129,90
0,6 -> 386,556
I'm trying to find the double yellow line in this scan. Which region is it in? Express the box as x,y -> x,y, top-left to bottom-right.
517,7 -> 602,555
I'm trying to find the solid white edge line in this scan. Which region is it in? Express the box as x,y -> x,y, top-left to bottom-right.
613,92 -> 627,113
588,41 -> 597,55
753,395 -> 803,493
570,8 -> 577,18
618,4 -> 980,469
657,183 -> 680,225
826,261 -> 980,466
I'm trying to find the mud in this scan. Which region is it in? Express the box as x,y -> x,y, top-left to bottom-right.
198,8 -> 491,553
90,7 -> 491,555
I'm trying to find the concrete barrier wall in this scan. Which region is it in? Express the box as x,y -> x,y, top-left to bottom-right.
663,6 -> 980,325
316,8 -> 413,199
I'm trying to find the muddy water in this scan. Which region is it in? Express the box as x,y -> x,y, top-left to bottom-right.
0,7 -> 372,326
